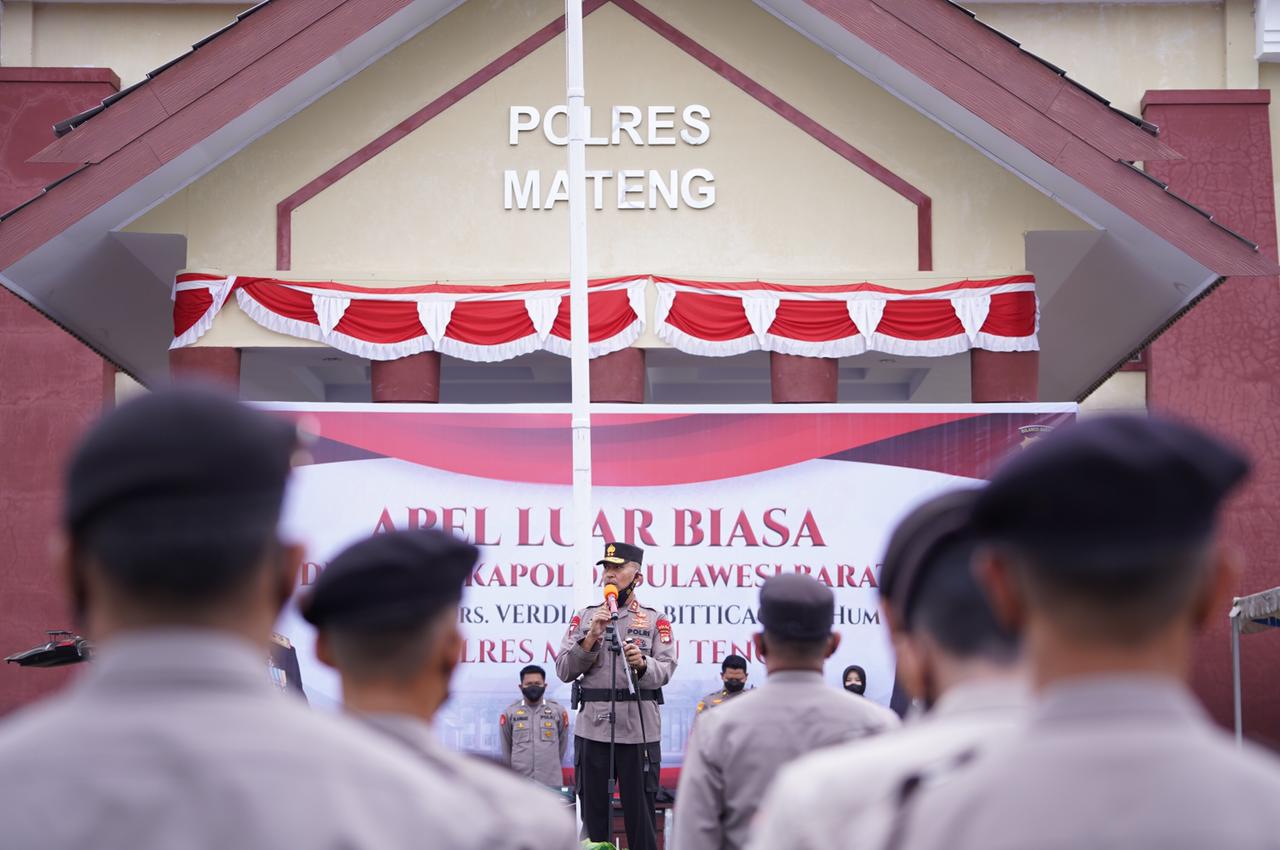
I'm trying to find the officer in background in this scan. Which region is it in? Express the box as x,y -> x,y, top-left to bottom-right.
556,541 -> 677,850
748,488 -> 1025,850
674,574 -> 899,850
901,415 -> 1280,850
500,664 -> 569,788
303,529 -> 577,850
0,388 -> 489,850
696,654 -> 751,716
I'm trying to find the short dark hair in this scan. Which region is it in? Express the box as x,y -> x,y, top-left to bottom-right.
77,512 -> 277,608
762,634 -> 830,662
1012,543 -> 1211,642
326,609 -> 452,683
908,538 -> 1018,662
520,665 -> 546,681
721,654 -> 747,673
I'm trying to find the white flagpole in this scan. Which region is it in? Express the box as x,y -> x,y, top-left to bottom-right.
565,2 -> 593,612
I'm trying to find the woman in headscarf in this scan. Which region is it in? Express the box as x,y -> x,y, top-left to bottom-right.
842,664 -> 867,696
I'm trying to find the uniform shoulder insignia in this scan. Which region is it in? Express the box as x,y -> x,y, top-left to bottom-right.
696,701 -> 706,713
499,713 -> 507,726
657,616 -> 673,644
568,613 -> 582,635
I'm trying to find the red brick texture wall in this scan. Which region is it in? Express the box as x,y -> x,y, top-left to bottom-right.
1143,90 -> 1280,746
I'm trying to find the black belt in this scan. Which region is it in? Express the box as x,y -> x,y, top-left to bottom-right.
580,688 -> 662,703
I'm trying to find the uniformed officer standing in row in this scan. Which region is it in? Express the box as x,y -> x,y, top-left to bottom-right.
673,574 -> 900,850
0,388 -> 491,850
749,488 -> 1026,850
500,664 -> 569,788
556,542 -> 677,850
901,415 -> 1280,850
303,528 -> 577,850
696,654 -> 751,716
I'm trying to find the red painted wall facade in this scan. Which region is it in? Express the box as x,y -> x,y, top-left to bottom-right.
1143,90 -> 1280,747
0,69 -> 117,716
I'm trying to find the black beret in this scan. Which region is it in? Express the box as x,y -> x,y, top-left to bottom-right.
301,529 -> 478,630
758,574 -> 834,641
64,386 -> 297,537
880,488 -> 981,624
598,541 -> 644,566
974,414 -> 1249,572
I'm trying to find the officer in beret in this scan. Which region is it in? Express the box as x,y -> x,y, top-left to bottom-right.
0,388 -> 487,850
674,574 -> 899,850
695,654 -> 751,716
749,488 -> 1025,850
303,529 -> 576,850
901,415 -> 1280,850
556,541 -> 677,850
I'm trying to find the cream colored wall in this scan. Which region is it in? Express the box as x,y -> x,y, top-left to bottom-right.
1,3 -> 248,87
966,3 -> 1227,116
128,0 -> 1085,349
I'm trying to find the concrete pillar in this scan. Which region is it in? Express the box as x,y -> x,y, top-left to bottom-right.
590,348 -> 646,402
970,350 -> 1038,402
371,352 -> 441,402
169,346 -> 241,393
770,353 -> 837,403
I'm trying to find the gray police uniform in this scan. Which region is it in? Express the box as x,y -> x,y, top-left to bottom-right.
673,670 -> 900,850
900,677 -> 1280,850
556,593 -> 677,743
363,712 -> 577,850
747,679 -> 1026,850
500,698 -> 569,787
696,686 -> 749,715
0,631 -> 493,850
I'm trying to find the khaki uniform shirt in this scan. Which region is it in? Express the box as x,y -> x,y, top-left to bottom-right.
696,685 -> 750,715
673,670 -> 901,850
362,713 -> 577,850
500,697 -> 569,787
903,676 -> 1280,850
747,678 -> 1027,850
555,593 -> 677,744
0,630 -> 492,850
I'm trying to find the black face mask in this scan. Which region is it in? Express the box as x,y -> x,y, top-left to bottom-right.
521,685 -> 546,703
723,679 -> 746,694
845,682 -> 866,696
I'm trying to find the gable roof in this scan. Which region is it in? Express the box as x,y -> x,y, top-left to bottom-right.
0,0 -> 1274,395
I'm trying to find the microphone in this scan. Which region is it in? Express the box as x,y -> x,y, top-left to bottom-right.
604,583 -> 620,615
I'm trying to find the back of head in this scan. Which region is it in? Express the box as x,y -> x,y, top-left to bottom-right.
303,529 -> 478,682
758,574 -> 835,662
64,386 -> 297,612
974,414 -> 1249,642
880,488 -> 1017,664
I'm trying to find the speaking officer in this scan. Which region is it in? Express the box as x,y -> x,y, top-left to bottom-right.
556,542 -> 677,850
674,574 -> 899,850
303,529 -> 577,850
696,654 -> 751,715
500,664 -> 570,788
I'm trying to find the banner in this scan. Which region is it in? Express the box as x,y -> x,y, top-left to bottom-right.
270,403 -> 1074,773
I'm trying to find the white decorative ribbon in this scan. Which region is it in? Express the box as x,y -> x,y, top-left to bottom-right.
525,295 -> 561,341
312,293 -> 351,334
951,293 -> 992,342
416,300 -> 455,345
742,294 -> 780,343
847,299 -> 886,339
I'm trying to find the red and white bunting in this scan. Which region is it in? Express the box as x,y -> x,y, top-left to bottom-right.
171,273 -> 1038,363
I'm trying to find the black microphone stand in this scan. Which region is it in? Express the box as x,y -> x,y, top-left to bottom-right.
605,606 -> 622,810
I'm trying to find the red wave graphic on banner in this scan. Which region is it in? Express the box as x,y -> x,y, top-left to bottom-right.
295,412 -> 980,485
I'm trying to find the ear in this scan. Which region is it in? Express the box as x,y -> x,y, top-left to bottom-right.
890,630 -> 927,702
633,571 -> 645,587
439,619 -> 464,679
1192,543 -> 1242,630
272,542 -> 306,614
752,632 -> 767,660
825,631 -> 842,658
974,547 -> 1027,634
55,533 -> 90,630
315,630 -> 336,669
